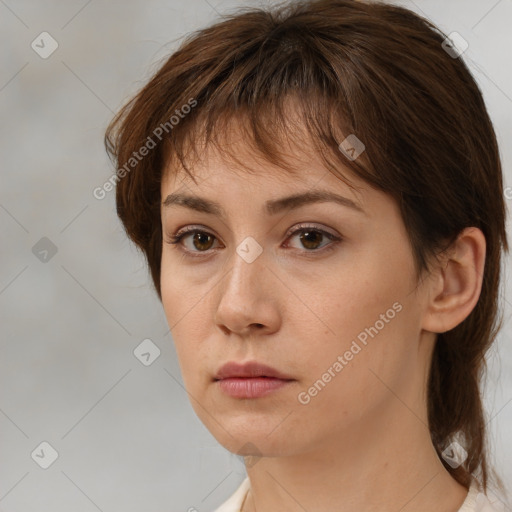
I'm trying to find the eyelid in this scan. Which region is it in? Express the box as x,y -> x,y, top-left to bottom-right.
169,222 -> 339,241
283,222 -> 339,241
170,224 -> 222,244
165,224 -> 223,257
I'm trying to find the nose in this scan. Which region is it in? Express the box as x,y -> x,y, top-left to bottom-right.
214,247 -> 281,337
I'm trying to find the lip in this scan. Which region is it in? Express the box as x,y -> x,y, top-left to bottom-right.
214,361 -> 294,380
214,361 -> 295,399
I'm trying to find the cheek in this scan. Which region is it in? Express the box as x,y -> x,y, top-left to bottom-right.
292,305 -> 417,432
160,254 -> 208,330
160,246 -> 221,326
160,267 -> 208,385
290,244 -> 418,396
299,257 -> 411,354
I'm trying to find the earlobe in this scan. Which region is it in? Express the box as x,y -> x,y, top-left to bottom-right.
421,227 -> 486,334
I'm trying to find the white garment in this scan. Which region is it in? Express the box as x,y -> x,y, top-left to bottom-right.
213,477 -> 508,512
213,477 -> 250,512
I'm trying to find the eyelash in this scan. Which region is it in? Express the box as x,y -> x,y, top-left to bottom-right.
165,223 -> 342,259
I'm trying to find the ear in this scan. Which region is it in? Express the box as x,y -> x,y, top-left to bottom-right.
421,227 -> 486,334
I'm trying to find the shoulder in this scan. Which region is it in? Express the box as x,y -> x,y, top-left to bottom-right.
212,477 -> 250,512
457,478 -> 510,512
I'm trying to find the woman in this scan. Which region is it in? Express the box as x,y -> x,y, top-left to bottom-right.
104,0 -> 510,510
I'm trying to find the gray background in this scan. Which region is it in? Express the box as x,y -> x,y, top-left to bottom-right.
1,0 -> 511,510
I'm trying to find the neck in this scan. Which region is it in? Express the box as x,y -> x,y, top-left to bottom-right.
242,400 -> 468,512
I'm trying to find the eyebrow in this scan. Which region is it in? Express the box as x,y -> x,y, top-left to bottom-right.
162,190 -> 365,217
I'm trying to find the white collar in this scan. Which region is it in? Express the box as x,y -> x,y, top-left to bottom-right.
212,476 -> 508,512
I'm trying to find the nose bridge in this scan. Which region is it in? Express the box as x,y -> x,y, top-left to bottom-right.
214,236 -> 277,333
222,236 -> 266,302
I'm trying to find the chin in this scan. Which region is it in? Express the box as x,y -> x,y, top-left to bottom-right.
204,416 -> 302,459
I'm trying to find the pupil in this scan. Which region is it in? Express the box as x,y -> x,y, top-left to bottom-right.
194,233 -> 213,250
301,231 -> 321,249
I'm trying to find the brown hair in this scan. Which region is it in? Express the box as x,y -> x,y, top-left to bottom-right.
104,0 -> 509,495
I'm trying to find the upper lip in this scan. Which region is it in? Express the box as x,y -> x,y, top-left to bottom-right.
214,361 -> 295,380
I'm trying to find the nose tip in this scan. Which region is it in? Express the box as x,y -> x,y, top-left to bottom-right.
214,259 -> 281,336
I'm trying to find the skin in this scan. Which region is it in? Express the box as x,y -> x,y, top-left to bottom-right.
159,119 -> 486,512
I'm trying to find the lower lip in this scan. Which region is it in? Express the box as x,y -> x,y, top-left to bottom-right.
216,377 -> 293,398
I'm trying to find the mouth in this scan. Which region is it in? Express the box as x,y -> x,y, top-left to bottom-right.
214,361 -> 295,399
214,360 -> 294,380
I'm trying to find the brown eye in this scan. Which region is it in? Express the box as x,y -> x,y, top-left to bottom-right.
299,230 -> 324,250
286,226 -> 340,252
166,228 -> 221,254
191,232 -> 215,251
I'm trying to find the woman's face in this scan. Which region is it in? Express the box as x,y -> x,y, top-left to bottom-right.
160,132 -> 433,458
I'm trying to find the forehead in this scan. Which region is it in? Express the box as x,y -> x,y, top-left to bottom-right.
161,152 -> 369,224
160,113 -> 366,204
160,147 -> 372,229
